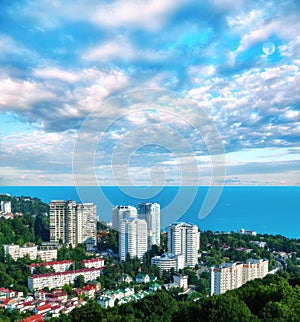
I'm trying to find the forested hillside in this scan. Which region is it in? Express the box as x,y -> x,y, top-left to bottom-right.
50,274 -> 300,322
0,195 -> 49,245
0,194 -> 49,215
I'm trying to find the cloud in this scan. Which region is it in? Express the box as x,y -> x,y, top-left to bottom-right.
0,0 -> 299,185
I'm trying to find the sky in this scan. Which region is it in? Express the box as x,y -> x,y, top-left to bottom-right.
0,0 -> 299,187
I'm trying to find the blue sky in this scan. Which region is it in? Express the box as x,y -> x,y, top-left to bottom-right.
0,0 -> 299,186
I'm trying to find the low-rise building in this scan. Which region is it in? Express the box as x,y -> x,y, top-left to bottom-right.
238,228 -> 257,236
28,268 -> 101,292
118,274 -> 133,284
29,260 -> 73,274
151,253 -> 184,272
250,241 -> 267,248
82,258 -> 104,269
173,274 -> 188,290
135,273 -> 150,283
3,244 -> 57,261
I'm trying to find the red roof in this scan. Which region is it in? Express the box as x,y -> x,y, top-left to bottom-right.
0,288 -> 9,292
37,304 -> 51,312
19,314 -> 44,322
23,301 -> 34,306
82,258 -> 104,263
29,260 -> 73,268
30,267 -> 101,279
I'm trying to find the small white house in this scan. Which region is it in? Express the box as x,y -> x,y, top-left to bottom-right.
135,273 -> 150,283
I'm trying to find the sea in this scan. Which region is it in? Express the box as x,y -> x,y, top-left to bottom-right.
0,186 -> 299,239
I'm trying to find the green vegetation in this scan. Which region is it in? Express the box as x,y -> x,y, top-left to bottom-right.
199,230 -> 300,271
49,274 -> 300,321
0,194 -> 49,216
0,195 -> 50,245
2,197 -> 300,321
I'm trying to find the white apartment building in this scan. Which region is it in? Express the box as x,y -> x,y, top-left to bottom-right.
80,203 -> 97,250
168,222 -> 200,268
238,228 -> 257,236
28,268 -> 101,292
151,253 -> 184,272
1,200 -> 11,213
49,200 -> 97,247
29,260 -> 73,274
38,249 -> 58,262
138,202 -> 160,248
119,218 -> 147,261
112,205 -> 137,232
210,258 -> 269,296
3,244 -> 57,262
82,258 -> 105,269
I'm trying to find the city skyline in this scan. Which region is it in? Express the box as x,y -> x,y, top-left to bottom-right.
0,1 -> 299,186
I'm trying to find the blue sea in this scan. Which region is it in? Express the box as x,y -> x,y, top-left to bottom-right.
0,186 -> 299,239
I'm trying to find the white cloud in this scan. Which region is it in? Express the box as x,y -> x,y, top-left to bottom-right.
237,13 -> 300,53
0,77 -> 56,111
14,0 -> 182,31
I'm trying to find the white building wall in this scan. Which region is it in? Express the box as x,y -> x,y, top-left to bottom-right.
138,202 -> 160,248
28,268 -> 101,292
168,222 -> 200,268
112,205 -> 137,232
210,259 -> 269,296
119,218 -> 147,261
49,200 -> 96,247
1,201 -> 11,213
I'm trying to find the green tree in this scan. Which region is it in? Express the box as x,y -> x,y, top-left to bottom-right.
74,274 -> 85,288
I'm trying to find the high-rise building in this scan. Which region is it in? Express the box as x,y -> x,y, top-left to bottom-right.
1,200 -> 11,213
168,222 -> 200,268
112,205 -> 137,232
119,218 -> 147,261
210,258 -> 269,295
49,200 -> 96,248
80,203 -> 97,250
138,202 -> 160,248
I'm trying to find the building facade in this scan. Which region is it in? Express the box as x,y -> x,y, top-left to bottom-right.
119,218 -> 147,261
151,253 -> 184,272
49,200 -> 96,247
82,258 -> 105,269
138,202 -> 160,249
112,205 -> 137,232
1,200 -> 11,213
210,258 -> 269,296
28,268 -> 101,292
3,244 -> 57,262
29,260 -> 73,274
168,222 -> 200,268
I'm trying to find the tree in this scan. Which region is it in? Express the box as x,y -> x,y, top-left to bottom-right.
74,275 -> 85,288
62,284 -> 73,295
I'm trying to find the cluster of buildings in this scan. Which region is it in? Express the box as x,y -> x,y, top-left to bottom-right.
49,200 -> 97,250
150,222 -> 200,271
98,287 -> 153,308
114,203 -> 200,270
0,200 -> 23,219
3,243 -> 57,262
0,287 -> 91,320
113,203 -> 160,261
27,258 -> 104,292
210,258 -> 269,295
97,273 -> 187,309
